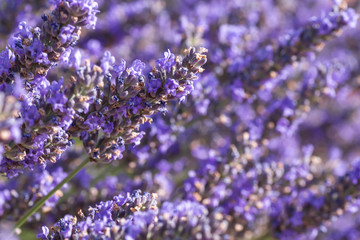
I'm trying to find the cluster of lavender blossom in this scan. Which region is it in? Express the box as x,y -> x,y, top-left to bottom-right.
0,0 -> 360,239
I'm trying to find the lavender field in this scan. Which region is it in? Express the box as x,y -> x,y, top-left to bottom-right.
0,0 -> 360,239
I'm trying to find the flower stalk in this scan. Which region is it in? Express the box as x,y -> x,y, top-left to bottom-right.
14,157 -> 90,230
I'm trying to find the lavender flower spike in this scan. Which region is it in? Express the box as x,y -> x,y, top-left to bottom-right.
39,191 -> 228,240
231,4 -> 358,93
69,47 -> 208,162
0,0 -> 99,83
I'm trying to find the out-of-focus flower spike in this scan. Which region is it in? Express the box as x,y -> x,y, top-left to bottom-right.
230,5 -> 358,94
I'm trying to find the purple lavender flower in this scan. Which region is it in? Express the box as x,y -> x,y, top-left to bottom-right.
156,49 -> 176,72
0,1 -> 359,239
164,78 -> 179,96
100,50 -> 115,73
0,48 -> 14,76
0,0 -> 99,83
229,5 -> 359,94
40,190 -> 228,239
129,59 -> 146,76
65,47 -> 207,163
113,59 -> 126,77
147,77 -> 162,97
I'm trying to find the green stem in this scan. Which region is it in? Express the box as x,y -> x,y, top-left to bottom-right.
14,157 -> 91,230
